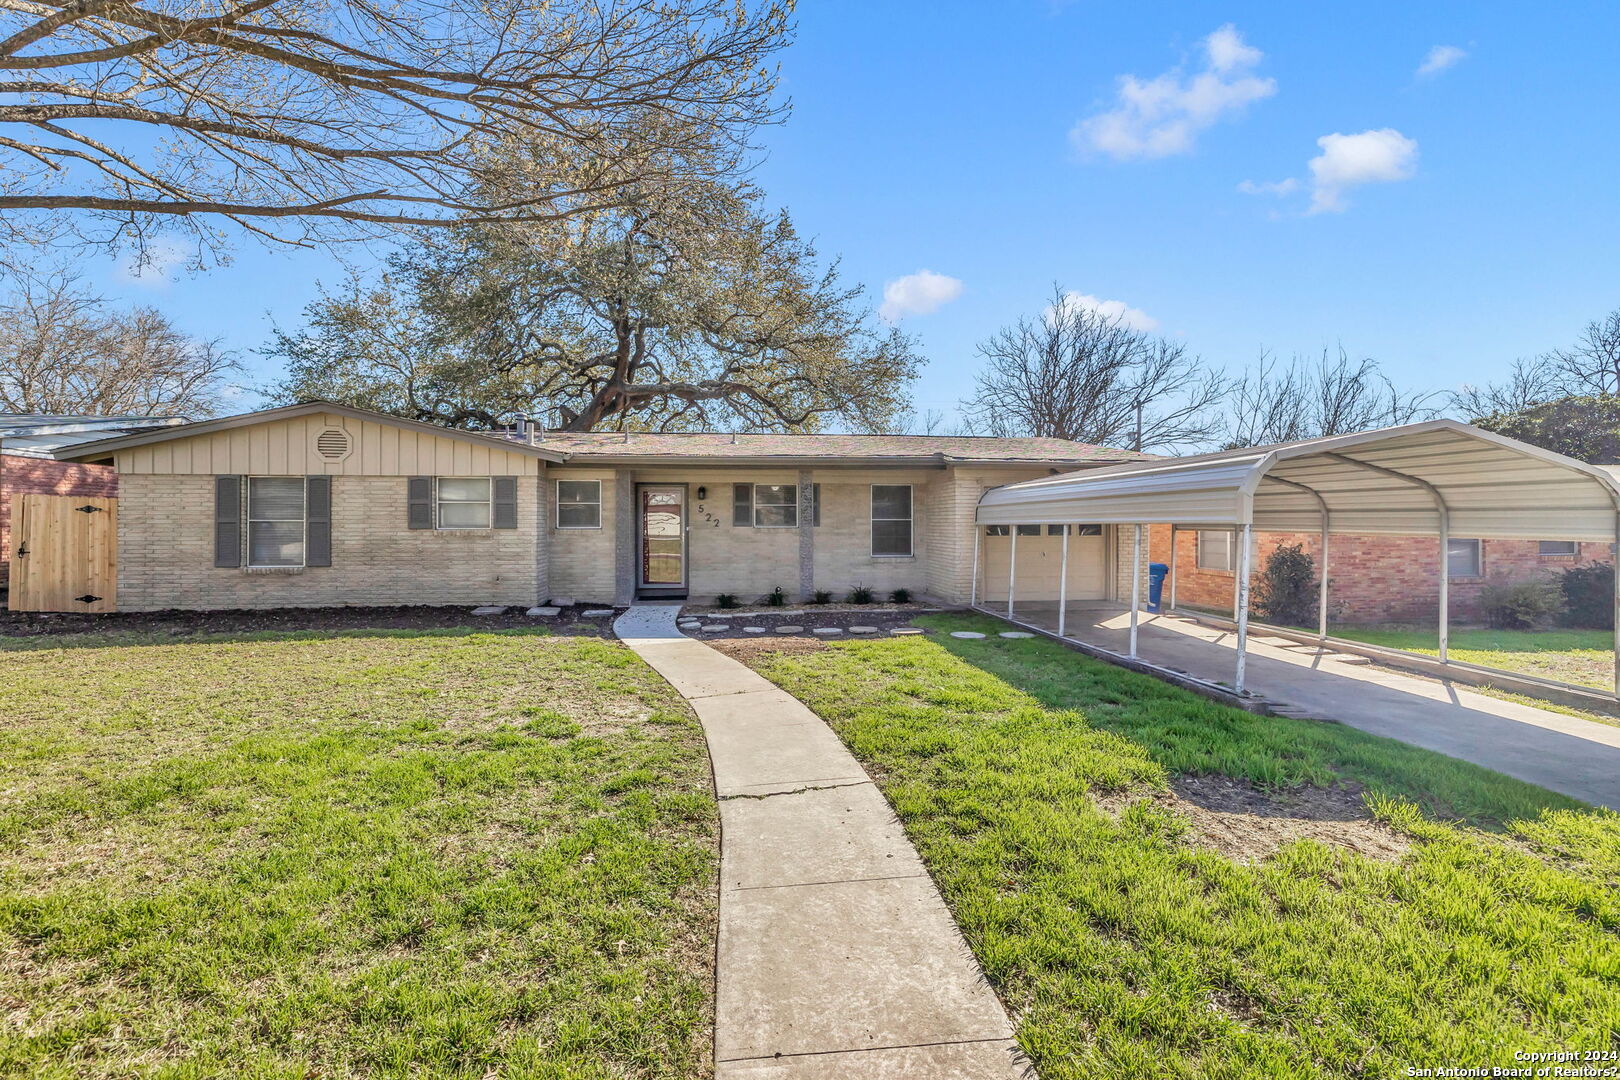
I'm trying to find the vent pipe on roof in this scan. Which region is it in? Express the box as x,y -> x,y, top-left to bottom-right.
731,431 -> 738,445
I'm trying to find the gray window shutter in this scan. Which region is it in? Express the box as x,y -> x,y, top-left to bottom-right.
492,476 -> 518,529
214,475 -> 242,567
407,476 -> 433,529
305,476 -> 332,566
733,483 -> 753,527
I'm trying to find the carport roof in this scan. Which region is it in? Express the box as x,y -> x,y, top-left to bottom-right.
976,420 -> 1620,541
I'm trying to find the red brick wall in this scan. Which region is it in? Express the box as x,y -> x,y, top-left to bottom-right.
0,454 -> 119,586
1149,523 -> 1613,626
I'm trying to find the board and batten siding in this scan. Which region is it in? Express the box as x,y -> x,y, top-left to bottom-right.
114,412 -> 543,477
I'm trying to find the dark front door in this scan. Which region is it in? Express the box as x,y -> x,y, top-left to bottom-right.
638,485 -> 687,594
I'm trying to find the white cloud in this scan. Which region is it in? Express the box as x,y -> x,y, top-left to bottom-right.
878,269 -> 963,322
1416,44 -> 1467,77
113,236 -> 191,286
1237,177 -> 1299,196
1047,291 -> 1158,332
1307,129 -> 1419,213
1074,24 -> 1276,160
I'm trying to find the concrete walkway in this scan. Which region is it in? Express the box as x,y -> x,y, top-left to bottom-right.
613,605 -> 1028,1080
1010,604 -> 1620,810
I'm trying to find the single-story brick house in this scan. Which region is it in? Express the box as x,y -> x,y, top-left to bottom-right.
1,414 -> 185,587
48,401 -> 1151,612
1151,526 -> 1615,624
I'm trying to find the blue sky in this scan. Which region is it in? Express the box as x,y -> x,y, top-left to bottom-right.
87,1 -> 1620,425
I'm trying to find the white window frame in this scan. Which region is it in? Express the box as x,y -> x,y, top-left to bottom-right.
1539,540 -> 1579,557
435,476 -> 493,530
246,475 -> 306,568
871,484 -> 913,557
1196,530 -> 1234,572
746,483 -> 799,528
1448,537 -> 1482,579
555,479 -> 603,530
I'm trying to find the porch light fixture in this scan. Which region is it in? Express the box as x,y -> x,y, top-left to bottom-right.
696,486 -> 707,500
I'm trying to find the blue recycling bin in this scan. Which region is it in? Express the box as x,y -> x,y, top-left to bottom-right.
1147,562 -> 1169,612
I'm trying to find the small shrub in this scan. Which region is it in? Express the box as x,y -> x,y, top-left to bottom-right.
1479,577 -> 1561,630
715,592 -> 739,609
766,587 -> 787,607
890,588 -> 912,604
1251,542 -> 1317,628
848,584 -> 875,604
1559,561 -> 1614,629
812,590 -> 834,605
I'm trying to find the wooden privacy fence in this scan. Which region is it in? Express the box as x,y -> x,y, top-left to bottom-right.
8,494 -> 117,613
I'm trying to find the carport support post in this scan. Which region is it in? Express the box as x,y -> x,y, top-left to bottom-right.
1437,506 -> 1450,664
1128,523 -> 1142,658
1007,526 -> 1018,618
1167,525 -> 1178,611
1318,512 -> 1330,641
1613,512 -> 1619,699
1057,524 -> 1070,638
1235,523 -> 1253,692
970,524 -> 981,608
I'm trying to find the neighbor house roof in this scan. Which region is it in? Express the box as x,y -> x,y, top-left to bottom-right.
976,419 -> 1620,541
1,414 -> 187,458
533,431 -> 1150,467
52,400 -> 1147,468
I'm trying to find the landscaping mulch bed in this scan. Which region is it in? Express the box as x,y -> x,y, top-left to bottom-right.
0,603 -> 623,640
677,607 -> 933,639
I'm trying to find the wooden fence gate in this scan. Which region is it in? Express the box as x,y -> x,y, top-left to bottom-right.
8,494 -> 117,613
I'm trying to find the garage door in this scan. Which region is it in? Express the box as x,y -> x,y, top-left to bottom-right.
980,524 -> 1107,603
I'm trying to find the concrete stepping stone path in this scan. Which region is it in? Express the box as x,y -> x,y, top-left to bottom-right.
775,625 -> 805,635
849,625 -> 879,634
612,605 -> 1027,1079
999,632 -> 1034,639
950,631 -> 986,639
812,627 -> 843,635
525,606 -> 560,617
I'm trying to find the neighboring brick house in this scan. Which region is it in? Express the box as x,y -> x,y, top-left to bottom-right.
47,401 -> 1150,612
1150,524 -> 1614,625
1,415 -> 184,588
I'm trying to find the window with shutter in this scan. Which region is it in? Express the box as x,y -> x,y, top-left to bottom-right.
492,477 -> 518,529
732,483 -> 753,526
437,477 -> 492,528
247,477 -> 306,567
407,477 -> 433,529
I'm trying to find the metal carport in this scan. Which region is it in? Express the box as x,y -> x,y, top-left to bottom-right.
973,420 -> 1620,696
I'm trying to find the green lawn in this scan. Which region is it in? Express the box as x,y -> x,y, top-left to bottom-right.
1333,625 -> 1615,690
0,629 -> 717,1079
746,613 -> 1620,1079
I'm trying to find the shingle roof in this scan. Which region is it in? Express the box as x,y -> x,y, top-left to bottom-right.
528,431 -> 1150,465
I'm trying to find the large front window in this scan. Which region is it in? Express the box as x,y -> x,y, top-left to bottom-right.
248,476 -> 305,567
436,477 -> 492,529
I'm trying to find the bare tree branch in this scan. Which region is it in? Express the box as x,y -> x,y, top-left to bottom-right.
0,0 -> 793,255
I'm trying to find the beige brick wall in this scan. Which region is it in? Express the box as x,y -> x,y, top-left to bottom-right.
810,474 -> 932,601
118,474 -> 542,611
545,469 -> 619,604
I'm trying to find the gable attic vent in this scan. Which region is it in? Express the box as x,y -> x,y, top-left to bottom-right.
314,428 -> 352,461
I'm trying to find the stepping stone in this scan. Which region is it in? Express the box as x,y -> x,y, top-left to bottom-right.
890,627 -> 925,635
744,626 -> 768,634
999,631 -> 1035,639
775,625 -> 805,635
548,597 -> 576,607
525,606 -> 560,617
812,627 -> 843,635
848,626 -> 879,634
471,606 -> 506,615
950,631 -> 986,639
581,608 -> 615,617
702,624 -> 729,632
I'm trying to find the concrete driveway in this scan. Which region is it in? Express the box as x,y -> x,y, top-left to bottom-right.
1006,603 -> 1620,811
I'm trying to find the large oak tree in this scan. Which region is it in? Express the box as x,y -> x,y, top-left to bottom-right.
266,168 -> 922,432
